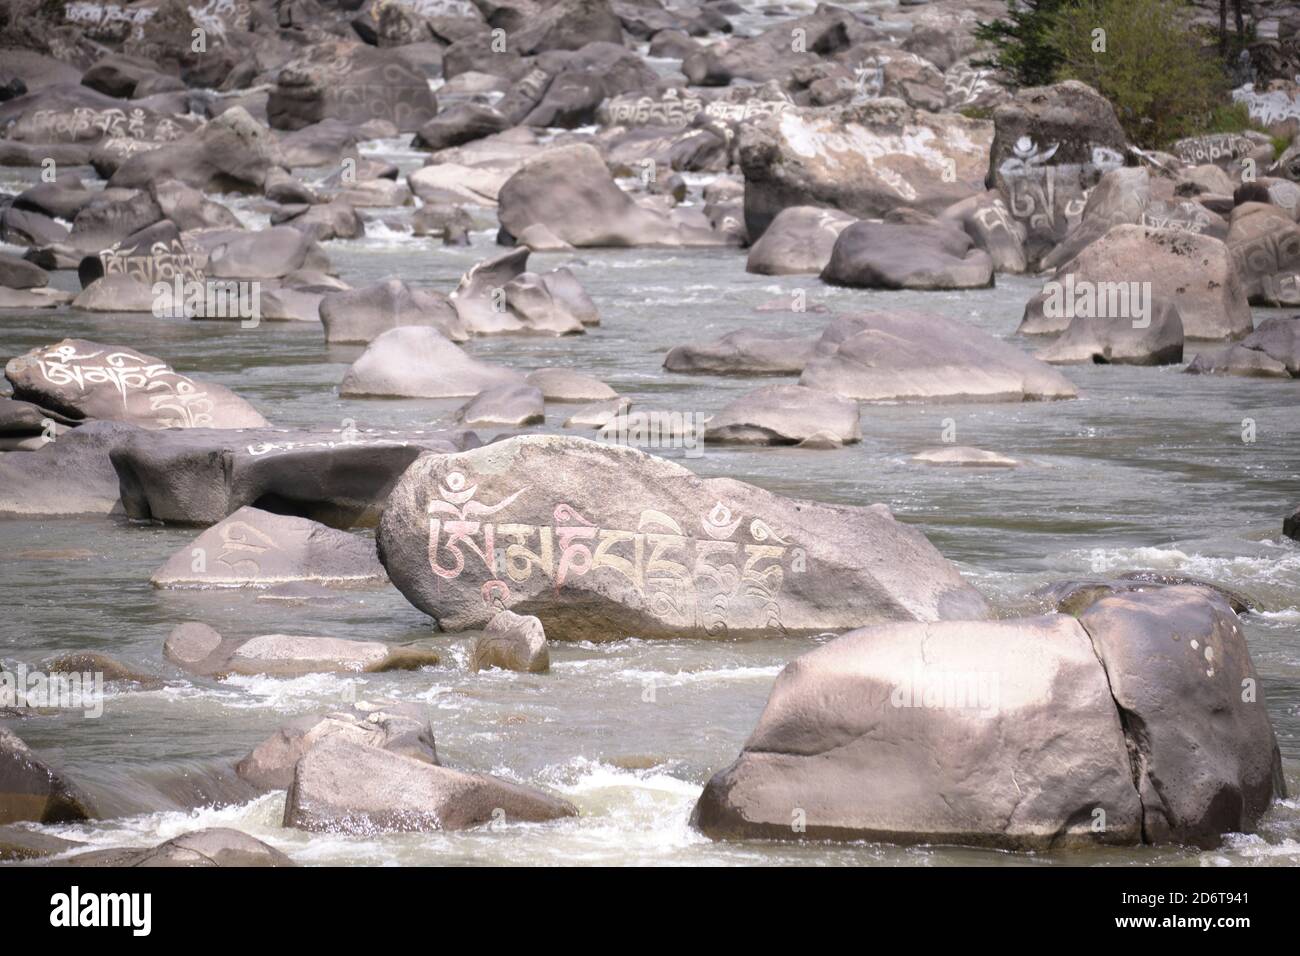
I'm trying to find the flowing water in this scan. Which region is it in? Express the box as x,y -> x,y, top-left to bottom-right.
1,145 -> 1298,866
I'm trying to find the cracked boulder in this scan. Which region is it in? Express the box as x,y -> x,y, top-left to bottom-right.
692,587 -> 1283,848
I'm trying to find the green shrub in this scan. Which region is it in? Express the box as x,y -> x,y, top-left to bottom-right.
1048,0 -> 1231,148
974,0 -> 1072,88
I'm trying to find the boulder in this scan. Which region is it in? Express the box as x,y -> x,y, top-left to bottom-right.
109,106 -> 287,193
525,368 -> 617,402
320,277 -> 467,344
1036,298 -> 1185,366
1077,587 -> 1285,846
110,426 -> 478,527
408,163 -> 508,206
339,327 -> 526,399
1225,201 -> 1300,305
283,738 -> 577,832
987,80 -> 1127,187
1019,226 -> 1252,340
800,313 -> 1077,402
692,614 -> 1141,846
70,274 -> 158,313
194,227 -> 324,282
938,191 -> 1027,274
5,339 -> 268,429
268,43 -> 437,133
1040,166 -> 1151,271
236,702 -> 438,791
54,828 -> 292,867
663,329 -> 818,375
693,586 -> 1284,848
472,610 -> 551,673
1185,346 -> 1291,378
0,421 -> 138,516
150,507 -> 389,589
1285,506 -> 1299,541
745,205 -> 854,276
411,203 -> 474,244
457,383 -> 546,426
0,250 -> 49,289
496,143 -> 724,247
739,101 -> 992,239
821,220 -> 994,290
376,435 -> 990,640
163,623 -> 440,678
704,384 -> 860,446
0,728 -> 94,825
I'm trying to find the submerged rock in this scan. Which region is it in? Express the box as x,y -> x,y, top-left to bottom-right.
376,435 -> 989,640
911,446 -> 1020,467
163,623 -> 440,678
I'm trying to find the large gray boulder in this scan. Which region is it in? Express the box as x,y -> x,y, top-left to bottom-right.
109,106 -> 287,193
269,42 -> 437,133
821,220 -> 994,290
237,702 -> 438,791
109,426 -> 478,527
800,313 -> 1077,402
0,728 -> 94,825
1040,166 -> 1150,271
1018,225 -> 1252,340
745,206 -> 854,276
692,615 -> 1141,847
704,384 -> 861,446
376,435 -> 990,640
986,80 -> 1127,188
987,81 -> 1128,268
1225,202 -> 1300,305
283,738 -> 577,833
693,587 -> 1284,848
738,101 -> 992,239
339,327 -> 526,399
150,507 -> 389,589
1036,298 -> 1185,366
496,143 -> 726,247
0,420 -> 138,515
320,277 -> 467,344
4,339 -> 268,429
